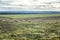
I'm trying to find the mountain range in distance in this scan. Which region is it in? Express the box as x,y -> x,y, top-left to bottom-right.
0,11 -> 60,14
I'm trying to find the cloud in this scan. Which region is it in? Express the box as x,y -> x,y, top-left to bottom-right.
0,0 -> 60,11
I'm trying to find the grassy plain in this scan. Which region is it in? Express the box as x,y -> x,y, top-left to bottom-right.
0,14 -> 60,18
0,14 -> 60,40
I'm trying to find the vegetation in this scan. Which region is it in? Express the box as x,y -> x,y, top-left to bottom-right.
0,14 -> 60,40
0,14 -> 60,18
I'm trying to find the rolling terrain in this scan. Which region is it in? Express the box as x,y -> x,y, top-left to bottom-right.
0,14 -> 60,40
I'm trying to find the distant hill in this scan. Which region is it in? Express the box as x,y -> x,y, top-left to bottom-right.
0,11 -> 60,14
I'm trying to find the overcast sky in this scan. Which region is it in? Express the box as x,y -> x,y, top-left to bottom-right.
0,0 -> 60,11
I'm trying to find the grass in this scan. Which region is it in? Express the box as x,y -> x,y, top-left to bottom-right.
0,14 -> 60,40
0,14 -> 60,18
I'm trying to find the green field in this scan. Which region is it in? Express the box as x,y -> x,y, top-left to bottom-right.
0,14 -> 60,18
0,14 -> 60,40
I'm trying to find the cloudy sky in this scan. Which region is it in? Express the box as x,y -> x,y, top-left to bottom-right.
0,0 -> 60,11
